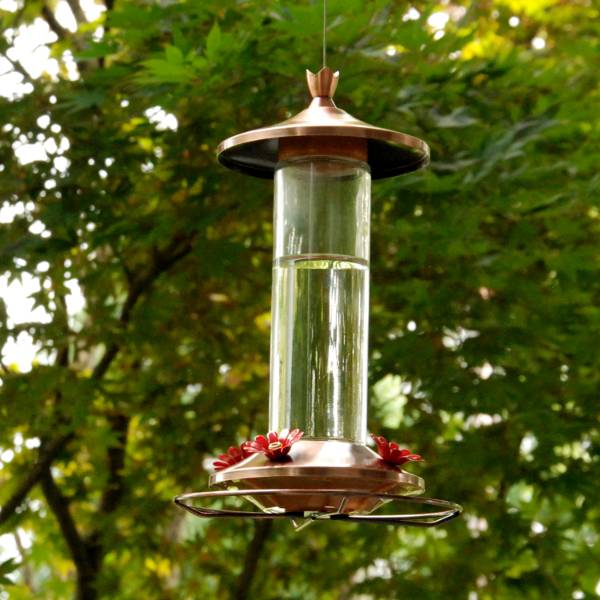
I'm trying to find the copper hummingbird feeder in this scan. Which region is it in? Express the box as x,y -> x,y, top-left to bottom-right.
174,62 -> 461,528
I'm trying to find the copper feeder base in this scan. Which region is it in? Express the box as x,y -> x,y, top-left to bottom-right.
175,442 -> 461,528
209,440 -> 423,515
174,441 -> 461,529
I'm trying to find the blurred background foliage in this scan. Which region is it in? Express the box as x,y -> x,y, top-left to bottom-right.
0,0 -> 598,598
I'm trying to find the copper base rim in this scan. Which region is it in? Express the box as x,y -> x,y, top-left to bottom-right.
209,440 -> 425,496
210,465 -> 424,493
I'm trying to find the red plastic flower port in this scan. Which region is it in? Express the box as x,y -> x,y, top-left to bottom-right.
243,428 -> 304,460
213,445 -> 251,472
371,434 -> 423,466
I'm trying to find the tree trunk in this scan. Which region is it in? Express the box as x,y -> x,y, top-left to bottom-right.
233,521 -> 273,600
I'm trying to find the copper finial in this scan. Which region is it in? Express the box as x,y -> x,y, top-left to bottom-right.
306,67 -> 339,98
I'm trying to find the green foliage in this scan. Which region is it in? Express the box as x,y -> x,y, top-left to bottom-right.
0,0 -> 598,599
0,558 -> 19,586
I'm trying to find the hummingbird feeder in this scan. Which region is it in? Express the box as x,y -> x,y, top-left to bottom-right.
174,63 -> 461,528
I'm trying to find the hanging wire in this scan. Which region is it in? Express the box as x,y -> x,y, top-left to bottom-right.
322,0 -> 327,67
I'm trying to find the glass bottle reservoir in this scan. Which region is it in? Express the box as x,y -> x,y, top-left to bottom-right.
269,156 -> 371,443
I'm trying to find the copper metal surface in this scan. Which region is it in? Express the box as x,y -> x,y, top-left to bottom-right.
217,68 -> 429,179
208,440 -> 424,514
306,67 -> 339,98
278,136 -> 367,162
174,489 -> 462,528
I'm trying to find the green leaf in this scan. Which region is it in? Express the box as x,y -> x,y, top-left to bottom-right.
164,45 -> 183,64
139,59 -> 193,84
0,558 -> 19,585
205,22 -> 222,62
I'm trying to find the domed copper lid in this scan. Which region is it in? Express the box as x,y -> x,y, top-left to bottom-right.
217,67 -> 429,180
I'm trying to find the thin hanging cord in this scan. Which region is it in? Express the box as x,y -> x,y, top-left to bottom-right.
322,0 -> 327,67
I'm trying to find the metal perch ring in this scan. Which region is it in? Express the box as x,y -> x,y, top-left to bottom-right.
174,488 -> 462,528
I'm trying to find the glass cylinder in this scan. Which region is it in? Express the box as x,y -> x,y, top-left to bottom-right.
269,156 -> 371,443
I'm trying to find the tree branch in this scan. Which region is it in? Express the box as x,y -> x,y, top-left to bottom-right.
77,240 -> 194,589
65,0 -> 87,25
0,433 -> 74,528
92,236 -> 194,380
0,276 -> 73,528
233,521 -> 273,600
40,469 -> 98,600
13,529 -> 34,593
0,52 -> 34,85
42,4 -> 69,40
98,414 -> 129,515
0,235 -> 194,531
84,413 -> 129,575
